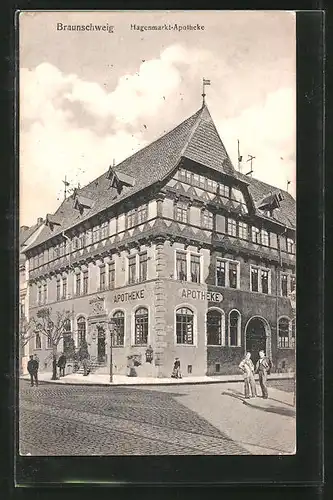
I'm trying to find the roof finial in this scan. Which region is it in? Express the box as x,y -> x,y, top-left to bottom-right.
202,78 -> 211,106
112,158 -> 116,167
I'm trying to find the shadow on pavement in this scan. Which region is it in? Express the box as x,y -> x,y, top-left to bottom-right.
243,402 -> 296,418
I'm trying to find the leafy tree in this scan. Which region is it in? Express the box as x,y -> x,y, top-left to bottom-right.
32,307 -> 73,380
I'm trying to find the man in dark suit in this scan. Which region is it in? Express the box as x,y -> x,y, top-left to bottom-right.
27,355 -> 39,387
255,350 -> 271,399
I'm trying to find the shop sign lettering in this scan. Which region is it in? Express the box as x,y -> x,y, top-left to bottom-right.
180,288 -> 223,303
114,289 -> 145,303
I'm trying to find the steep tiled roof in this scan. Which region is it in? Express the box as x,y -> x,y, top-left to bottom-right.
19,221 -> 43,247
237,172 -> 296,229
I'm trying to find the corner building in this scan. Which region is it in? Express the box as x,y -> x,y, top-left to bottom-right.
24,104 -> 296,377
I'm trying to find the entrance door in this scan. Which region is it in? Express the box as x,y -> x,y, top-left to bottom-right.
97,326 -> 106,363
245,317 -> 267,365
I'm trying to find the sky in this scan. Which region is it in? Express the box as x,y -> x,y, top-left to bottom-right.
19,10 -> 296,227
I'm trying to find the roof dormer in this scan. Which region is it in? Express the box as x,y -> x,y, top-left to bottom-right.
107,166 -> 135,194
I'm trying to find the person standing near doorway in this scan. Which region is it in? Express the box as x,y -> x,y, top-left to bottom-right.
27,355 -> 39,387
255,350 -> 271,399
239,352 -> 257,398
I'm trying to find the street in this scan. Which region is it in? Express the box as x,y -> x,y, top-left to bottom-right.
19,379 -> 295,456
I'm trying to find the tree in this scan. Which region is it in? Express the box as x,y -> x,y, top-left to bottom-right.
32,307 -> 73,380
19,316 -> 35,374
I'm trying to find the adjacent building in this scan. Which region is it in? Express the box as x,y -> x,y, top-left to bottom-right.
23,104 -> 296,377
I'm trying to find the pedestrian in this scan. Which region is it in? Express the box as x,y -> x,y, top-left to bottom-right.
57,353 -> 67,377
27,355 -> 39,387
171,358 -> 182,379
239,352 -> 257,398
255,350 -> 272,399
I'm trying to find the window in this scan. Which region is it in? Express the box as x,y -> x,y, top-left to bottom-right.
238,222 -> 248,240
72,237 -> 79,250
207,310 -> 223,345
112,311 -> 124,346
83,269 -> 88,295
291,320 -> 296,348
139,252 -> 148,282
291,275 -> 296,293
287,238 -> 295,254
79,232 -> 86,248
261,269 -> 269,294
202,209 -> 213,230
100,221 -> 109,239
76,273 -> 81,296
229,310 -> 241,347
231,188 -> 245,204
99,264 -> 106,290
251,267 -> 259,292
185,170 -> 192,183
227,218 -> 237,237
281,274 -> 288,297
128,255 -> 136,284
175,202 -> 188,223
251,227 -> 260,244
198,175 -> 206,188
92,225 -> 100,243
77,316 -> 86,346
20,302 -> 25,319
137,205 -> 148,224
54,245 -> 59,258
63,319 -> 72,354
108,261 -> 115,289
43,282 -> 47,303
261,229 -> 270,247
62,276 -> 67,299
229,262 -> 238,289
35,332 -> 41,349
127,209 -> 136,228
207,179 -> 217,192
56,278 -> 61,301
176,251 -> 187,281
278,318 -> 290,348
59,241 -> 65,256
38,284 -> 42,305
219,184 -> 230,197
176,307 -> 194,344
216,259 -> 226,287
190,254 -> 201,283
46,332 -> 52,349
215,363 -> 221,373
134,307 -> 148,345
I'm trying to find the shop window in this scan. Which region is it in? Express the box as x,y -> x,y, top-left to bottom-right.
128,255 -> 136,284
174,202 -> 188,223
229,310 -> 241,347
108,260 -> 115,289
201,209 -> 213,230
134,307 -> 148,345
207,310 -> 223,346
176,251 -> 187,281
112,311 -> 125,346
176,307 -> 194,344
35,333 -> 41,350
281,274 -> 288,297
139,252 -> 148,282
190,254 -> 201,283
278,318 -> 290,348
77,317 -> 86,346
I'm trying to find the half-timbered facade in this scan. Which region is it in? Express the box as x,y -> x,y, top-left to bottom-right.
23,104 -> 296,377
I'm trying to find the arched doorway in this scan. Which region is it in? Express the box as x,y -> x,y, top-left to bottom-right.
245,317 -> 269,364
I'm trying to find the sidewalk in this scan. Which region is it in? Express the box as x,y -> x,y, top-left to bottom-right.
20,371 -> 294,387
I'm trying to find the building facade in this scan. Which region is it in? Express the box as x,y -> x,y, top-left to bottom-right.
23,104 -> 296,377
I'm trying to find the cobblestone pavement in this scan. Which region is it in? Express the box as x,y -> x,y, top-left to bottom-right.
19,382 -> 249,456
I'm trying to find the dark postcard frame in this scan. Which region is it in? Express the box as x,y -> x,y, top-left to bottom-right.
1,2 -> 325,493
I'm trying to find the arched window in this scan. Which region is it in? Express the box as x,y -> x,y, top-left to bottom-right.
77,316 -> 86,346
278,318 -> 290,348
35,332 -> 41,349
207,310 -> 223,345
113,311 -> 125,346
134,308 -> 148,345
229,310 -> 241,347
176,307 -> 194,344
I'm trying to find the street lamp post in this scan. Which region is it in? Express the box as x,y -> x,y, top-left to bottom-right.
108,319 -> 114,383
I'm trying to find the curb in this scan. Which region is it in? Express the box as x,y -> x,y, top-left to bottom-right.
20,373 -> 294,388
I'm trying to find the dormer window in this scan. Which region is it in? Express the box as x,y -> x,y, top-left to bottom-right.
45,213 -> 61,231
107,166 -> 135,194
73,194 -> 94,214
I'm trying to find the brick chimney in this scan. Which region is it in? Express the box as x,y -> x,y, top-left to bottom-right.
37,217 -> 44,225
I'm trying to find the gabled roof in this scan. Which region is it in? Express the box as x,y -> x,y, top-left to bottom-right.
19,220 -> 44,248
24,104 -> 236,252
237,172 -> 296,229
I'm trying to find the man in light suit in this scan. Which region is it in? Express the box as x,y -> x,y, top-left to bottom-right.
255,350 -> 272,399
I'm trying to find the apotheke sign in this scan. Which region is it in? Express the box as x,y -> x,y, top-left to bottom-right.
180,288 -> 223,303
114,290 -> 145,303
